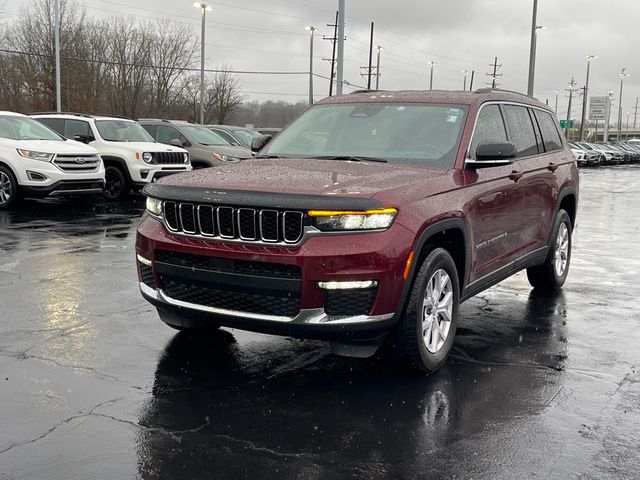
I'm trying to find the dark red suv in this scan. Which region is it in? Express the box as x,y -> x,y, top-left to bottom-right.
136,89 -> 578,373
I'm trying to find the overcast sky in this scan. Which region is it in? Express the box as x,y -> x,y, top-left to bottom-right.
3,0 -> 638,122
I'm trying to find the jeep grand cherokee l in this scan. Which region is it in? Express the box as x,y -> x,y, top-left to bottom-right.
136,89 -> 579,373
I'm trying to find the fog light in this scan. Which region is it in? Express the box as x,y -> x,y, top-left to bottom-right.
26,171 -> 47,181
317,280 -> 378,290
140,170 -> 150,179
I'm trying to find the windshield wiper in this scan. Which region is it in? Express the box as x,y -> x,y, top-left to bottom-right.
309,155 -> 388,163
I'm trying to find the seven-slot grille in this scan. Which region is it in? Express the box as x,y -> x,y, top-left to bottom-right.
153,152 -> 185,164
53,154 -> 100,172
162,201 -> 305,244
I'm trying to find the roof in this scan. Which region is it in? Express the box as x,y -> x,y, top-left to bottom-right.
30,112 -> 134,121
0,111 -> 27,117
316,89 -> 552,112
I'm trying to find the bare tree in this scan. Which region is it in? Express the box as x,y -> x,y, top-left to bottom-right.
208,67 -> 242,124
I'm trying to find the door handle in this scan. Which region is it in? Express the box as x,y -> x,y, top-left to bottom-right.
509,170 -> 523,181
547,162 -> 559,172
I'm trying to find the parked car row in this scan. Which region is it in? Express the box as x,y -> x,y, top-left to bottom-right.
0,110 -> 280,209
569,140 -> 640,166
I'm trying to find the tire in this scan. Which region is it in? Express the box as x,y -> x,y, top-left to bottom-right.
527,209 -> 572,292
0,166 -> 19,210
103,165 -> 129,200
390,247 -> 460,373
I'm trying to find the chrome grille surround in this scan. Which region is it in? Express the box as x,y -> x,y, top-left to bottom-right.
53,154 -> 101,172
161,201 -> 306,245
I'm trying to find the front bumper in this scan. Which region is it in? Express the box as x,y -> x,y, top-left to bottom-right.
130,163 -> 191,184
21,179 -> 105,197
135,213 -> 414,340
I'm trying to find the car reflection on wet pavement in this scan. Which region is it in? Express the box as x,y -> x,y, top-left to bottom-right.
1,168 -> 640,479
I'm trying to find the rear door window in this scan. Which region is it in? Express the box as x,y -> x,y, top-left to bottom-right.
64,119 -> 92,140
468,104 -> 508,159
37,118 -> 64,136
534,110 -> 564,152
502,105 -> 539,158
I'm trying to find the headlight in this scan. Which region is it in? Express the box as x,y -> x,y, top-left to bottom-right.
183,153 -> 189,163
146,197 -> 162,217
309,208 -> 397,231
17,149 -> 54,162
142,152 -> 153,163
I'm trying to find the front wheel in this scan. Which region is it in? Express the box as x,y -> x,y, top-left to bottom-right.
103,165 -> 128,200
527,209 -> 572,292
0,166 -> 19,209
390,247 -> 460,373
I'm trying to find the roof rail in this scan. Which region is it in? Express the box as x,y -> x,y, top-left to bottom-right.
95,114 -> 133,120
349,89 -> 383,94
31,111 -> 94,118
474,87 -> 530,97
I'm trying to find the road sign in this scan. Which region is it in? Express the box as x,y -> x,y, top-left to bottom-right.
560,119 -> 575,129
589,96 -> 608,120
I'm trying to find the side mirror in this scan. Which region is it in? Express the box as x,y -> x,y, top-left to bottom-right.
169,138 -> 183,148
467,142 -> 517,168
251,134 -> 273,153
74,134 -> 93,144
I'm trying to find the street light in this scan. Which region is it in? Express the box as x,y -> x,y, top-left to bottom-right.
526,0 -> 547,96
554,89 -> 559,115
428,61 -> 435,90
375,46 -> 382,90
618,68 -> 630,140
194,2 -> 212,125
579,54 -> 597,142
305,26 -> 316,105
462,70 -> 468,91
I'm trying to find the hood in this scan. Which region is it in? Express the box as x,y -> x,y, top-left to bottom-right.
155,158 -> 451,204
103,141 -> 187,154
2,138 -> 98,155
200,144 -> 253,159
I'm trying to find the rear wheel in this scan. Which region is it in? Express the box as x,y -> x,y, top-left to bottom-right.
527,209 -> 572,292
391,247 -> 460,373
104,165 -> 128,200
0,166 -> 18,210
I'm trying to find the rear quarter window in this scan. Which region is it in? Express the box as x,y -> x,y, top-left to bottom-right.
37,118 -> 64,136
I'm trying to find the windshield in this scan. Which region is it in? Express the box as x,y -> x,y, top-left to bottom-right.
95,120 -> 155,142
183,126 -> 232,146
0,115 -> 64,141
232,128 -> 260,147
261,103 -> 468,168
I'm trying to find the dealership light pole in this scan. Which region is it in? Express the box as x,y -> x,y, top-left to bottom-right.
53,0 -> 61,111
306,26 -> 316,105
618,68 -> 629,140
375,46 -> 382,90
579,55 -> 596,141
526,0 -> 539,96
554,90 -> 559,115
428,61 -> 435,90
462,70 -> 468,90
194,2 -> 212,124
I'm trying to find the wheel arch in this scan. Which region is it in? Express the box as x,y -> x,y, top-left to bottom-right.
101,155 -> 132,183
0,160 -> 19,180
557,188 -> 577,230
393,218 -> 469,320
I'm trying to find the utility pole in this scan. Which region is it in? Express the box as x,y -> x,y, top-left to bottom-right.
306,26 -> 316,105
428,61 -> 435,90
554,90 -> 559,115
527,0 -> 538,96
54,0 -> 61,111
618,68 -> 629,141
367,22 -> 374,90
565,77 -> 577,139
323,11 -> 339,96
336,0 -> 345,95
579,55 -> 596,142
487,57 -> 502,88
633,97 -> 638,130
469,70 -> 475,91
462,70 -> 468,91
375,46 -> 382,90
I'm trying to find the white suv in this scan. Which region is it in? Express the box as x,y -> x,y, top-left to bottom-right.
0,111 -> 105,209
32,113 -> 191,200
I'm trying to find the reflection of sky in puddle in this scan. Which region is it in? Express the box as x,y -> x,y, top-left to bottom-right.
40,238 -> 96,362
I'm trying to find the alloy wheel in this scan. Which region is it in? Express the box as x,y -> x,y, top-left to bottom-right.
0,171 -> 12,206
555,223 -> 569,277
421,269 -> 453,354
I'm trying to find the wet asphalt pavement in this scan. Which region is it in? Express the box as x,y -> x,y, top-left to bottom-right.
1,166 -> 639,480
